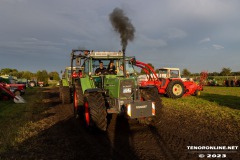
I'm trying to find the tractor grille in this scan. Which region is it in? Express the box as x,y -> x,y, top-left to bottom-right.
119,79 -> 134,98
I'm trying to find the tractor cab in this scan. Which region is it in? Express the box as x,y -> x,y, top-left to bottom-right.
84,51 -> 135,76
78,51 -> 137,90
158,67 -> 181,79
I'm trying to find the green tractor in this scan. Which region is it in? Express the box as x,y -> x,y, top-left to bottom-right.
59,66 -> 77,104
70,50 -> 162,131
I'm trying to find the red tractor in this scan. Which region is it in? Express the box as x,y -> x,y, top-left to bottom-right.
132,59 -> 207,98
0,76 -> 26,96
0,83 -> 26,103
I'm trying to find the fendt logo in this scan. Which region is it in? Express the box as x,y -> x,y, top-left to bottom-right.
136,105 -> 147,109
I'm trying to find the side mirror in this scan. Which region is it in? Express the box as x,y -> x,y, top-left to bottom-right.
131,57 -> 136,65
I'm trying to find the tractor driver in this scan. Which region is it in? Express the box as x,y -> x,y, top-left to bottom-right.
118,64 -> 124,75
95,61 -> 106,75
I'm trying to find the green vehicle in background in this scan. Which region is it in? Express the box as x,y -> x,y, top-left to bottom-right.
59,66 -> 77,104
69,50 -> 162,131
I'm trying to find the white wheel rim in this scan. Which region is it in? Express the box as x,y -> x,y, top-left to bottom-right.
172,84 -> 183,96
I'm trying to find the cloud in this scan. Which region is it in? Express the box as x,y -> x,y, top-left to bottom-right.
135,34 -> 167,48
1,0 -> 27,3
0,0 -> 240,73
61,38 -> 81,44
212,44 -> 224,50
22,37 -> 39,41
167,28 -> 187,39
168,0 -> 239,21
199,37 -> 211,44
0,37 -> 65,55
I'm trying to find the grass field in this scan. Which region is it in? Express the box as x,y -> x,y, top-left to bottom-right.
162,86 -> 240,121
0,88 -> 49,153
0,86 -> 239,154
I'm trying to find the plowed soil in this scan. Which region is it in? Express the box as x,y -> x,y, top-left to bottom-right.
1,87 -> 239,160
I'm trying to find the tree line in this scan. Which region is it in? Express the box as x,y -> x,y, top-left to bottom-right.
0,68 -> 60,85
182,67 -> 240,77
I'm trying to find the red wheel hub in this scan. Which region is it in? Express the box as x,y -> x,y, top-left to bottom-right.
74,91 -> 78,109
84,101 -> 90,126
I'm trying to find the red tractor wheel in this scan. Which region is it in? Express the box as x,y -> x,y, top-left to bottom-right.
166,80 -> 184,98
83,92 -> 107,131
73,80 -> 84,119
84,101 -> 90,126
73,90 -> 79,118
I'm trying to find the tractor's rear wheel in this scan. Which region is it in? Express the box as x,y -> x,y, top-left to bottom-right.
139,87 -> 162,125
61,86 -> 71,104
29,81 -> 36,87
84,92 -> 107,131
166,80 -> 184,98
73,80 -> 84,118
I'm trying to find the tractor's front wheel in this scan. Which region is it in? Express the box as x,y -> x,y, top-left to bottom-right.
166,80 -> 184,98
84,92 -> 107,131
29,81 -> 36,87
14,90 -> 21,96
73,80 -> 84,118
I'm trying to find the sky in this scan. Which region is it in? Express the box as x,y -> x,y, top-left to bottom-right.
0,0 -> 240,73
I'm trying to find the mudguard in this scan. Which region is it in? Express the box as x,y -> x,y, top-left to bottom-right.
84,88 -> 102,95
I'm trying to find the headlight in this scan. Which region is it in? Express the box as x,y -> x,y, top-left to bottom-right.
152,102 -> 155,116
127,104 -> 131,117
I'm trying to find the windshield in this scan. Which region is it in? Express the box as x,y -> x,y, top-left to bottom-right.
90,59 -> 135,75
159,69 -> 168,78
159,69 -> 180,78
170,70 -> 180,78
91,59 -> 120,75
92,59 -> 109,71
125,62 -> 134,74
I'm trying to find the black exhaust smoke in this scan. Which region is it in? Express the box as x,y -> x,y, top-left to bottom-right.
109,8 -> 135,77
109,7 -> 135,52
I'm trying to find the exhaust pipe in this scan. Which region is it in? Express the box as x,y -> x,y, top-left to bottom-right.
123,49 -> 126,78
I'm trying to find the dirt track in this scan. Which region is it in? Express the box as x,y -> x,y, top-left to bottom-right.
1,87 -> 239,160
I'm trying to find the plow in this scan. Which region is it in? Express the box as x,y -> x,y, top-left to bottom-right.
0,83 -> 26,103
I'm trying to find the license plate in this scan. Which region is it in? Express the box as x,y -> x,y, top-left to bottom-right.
123,88 -> 131,93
